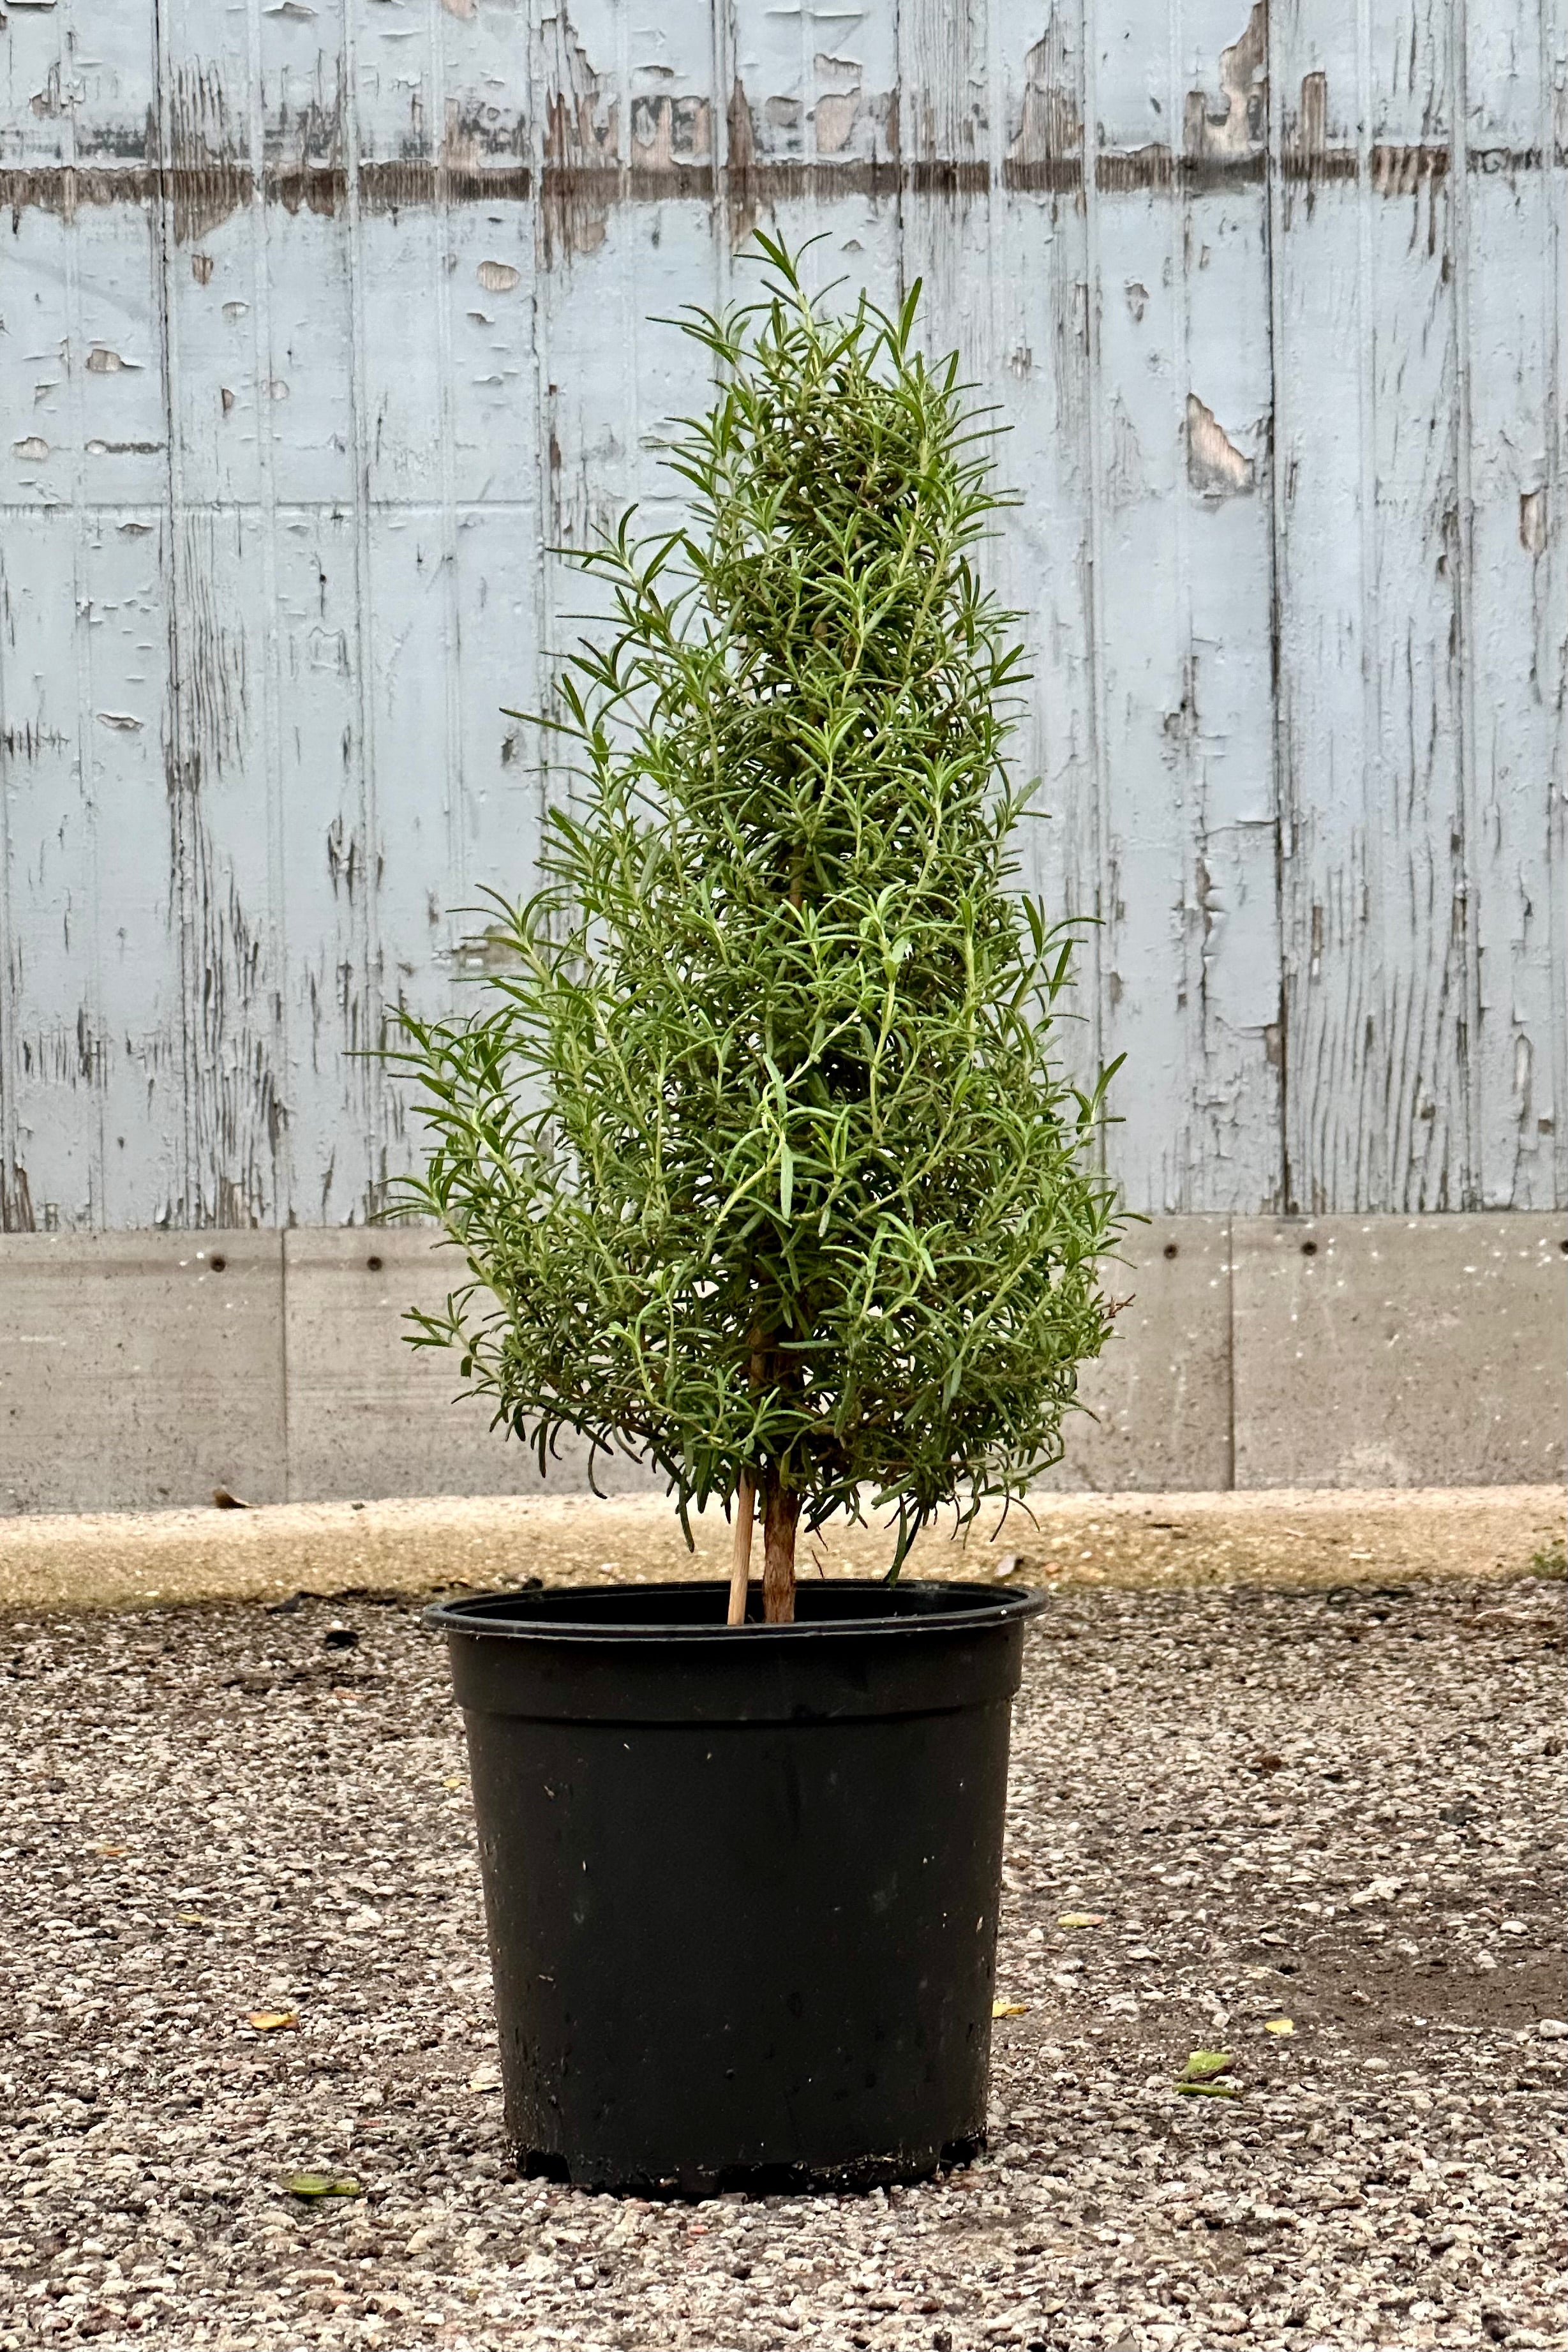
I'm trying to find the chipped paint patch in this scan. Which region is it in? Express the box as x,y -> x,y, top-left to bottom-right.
1186,396 -> 1255,498
539,10 -> 617,264
1006,13 -> 1082,191
1185,2 -> 1267,166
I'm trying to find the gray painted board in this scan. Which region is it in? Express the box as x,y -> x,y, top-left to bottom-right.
0,1 -> 1562,1231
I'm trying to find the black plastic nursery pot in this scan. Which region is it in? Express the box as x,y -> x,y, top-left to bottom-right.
429,1577 -> 1045,2196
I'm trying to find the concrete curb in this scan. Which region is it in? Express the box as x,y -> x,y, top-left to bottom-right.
0,1484 -> 1559,1616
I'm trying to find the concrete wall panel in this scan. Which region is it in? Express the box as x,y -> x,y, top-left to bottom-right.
1232,1214 -> 1567,1488
281,1229 -> 659,1504
1048,1216 -> 1234,1492
8,1213 -> 1560,1512
0,1233 -> 285,1513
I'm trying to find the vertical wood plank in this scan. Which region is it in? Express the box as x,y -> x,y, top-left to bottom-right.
1086,0 -> 1281,1213
991,6 -> 1104,1114
1088,4 -> 1193,1211
0,2 -> 179,1229
0,131 -> 101,1227
1267,0 -> 1367,1211
1458,0 -> 1567,1207
723,0 -> 902,309
355,1 -> 514,1207
1549,0 -> 1568,1211
156,0 -> 299,1225
1272,0 -> 1477,1212
897,0 -> 996,375
529,0 -> 720,855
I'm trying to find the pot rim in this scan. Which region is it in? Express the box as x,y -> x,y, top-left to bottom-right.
426,1577 -> 1047,1645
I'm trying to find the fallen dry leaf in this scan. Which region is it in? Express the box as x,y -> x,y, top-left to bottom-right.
246,2011 -> 299,2033
992,2000 -> 1029,2019
283,2173 -> 362,2201
1264,2016 -> 1295,2035
1057,1912 -> 1104,1929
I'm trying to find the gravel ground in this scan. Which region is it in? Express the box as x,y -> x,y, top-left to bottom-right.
3,1567 -> 1564,2351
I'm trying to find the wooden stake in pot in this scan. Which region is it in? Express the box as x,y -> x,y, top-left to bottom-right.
727,1471 -> 755,1626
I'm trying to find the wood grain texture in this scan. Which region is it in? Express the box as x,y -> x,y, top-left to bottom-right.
1458,0 -> 1568,1208
994,4 -> 1105,1123
1271,0 -> 1565,1212
0,0 -> 1561,1229
1089,0 -> 1283,1212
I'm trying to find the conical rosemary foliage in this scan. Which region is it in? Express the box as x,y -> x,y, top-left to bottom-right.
393,237 -> 1120,1610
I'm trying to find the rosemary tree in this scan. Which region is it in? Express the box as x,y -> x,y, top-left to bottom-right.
394,237 -> 1120,1622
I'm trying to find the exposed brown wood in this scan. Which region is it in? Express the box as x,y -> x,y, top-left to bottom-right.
761,1479 -> 802,1626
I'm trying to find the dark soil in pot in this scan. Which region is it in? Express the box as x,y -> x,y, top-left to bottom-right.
429,1578 -> 1045,2196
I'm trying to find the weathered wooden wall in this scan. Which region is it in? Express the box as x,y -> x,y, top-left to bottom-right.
1,0 -> 1563,1231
